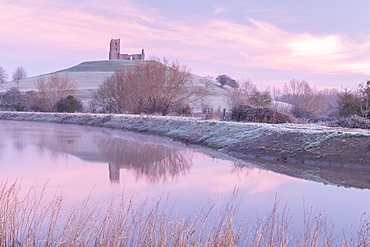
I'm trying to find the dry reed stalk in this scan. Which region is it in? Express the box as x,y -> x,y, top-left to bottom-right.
0,180 -> 368,246
250,195 -> 291,247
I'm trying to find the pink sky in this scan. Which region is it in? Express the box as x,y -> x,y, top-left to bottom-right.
1,0 -> 370,88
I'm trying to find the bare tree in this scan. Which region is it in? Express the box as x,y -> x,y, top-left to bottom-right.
320,88 -> 340,117
279,79 -> 324,119
90,70 -> 132,113
91,58 -> 201,115
12,66 -> 27,87
199,76 -> 214,90
270,85 -> 281,101
227,80 -> 260,108
36,73 -> 78,111
134,58 -> 198,115
0,66 -> 8,83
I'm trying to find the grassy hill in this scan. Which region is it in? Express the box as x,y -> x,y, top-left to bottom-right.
0,60 -> 229,112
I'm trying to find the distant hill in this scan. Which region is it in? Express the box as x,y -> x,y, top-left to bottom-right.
57,60 -> 139,73
0,60 -> 229,112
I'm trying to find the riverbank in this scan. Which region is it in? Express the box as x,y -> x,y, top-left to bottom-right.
1,111 -> 370,188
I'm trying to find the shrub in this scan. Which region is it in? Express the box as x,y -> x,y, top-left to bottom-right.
227,80 -> 271,109
337,89 -> 362,118
172,104 -> 193,116
334,115 -> 370,129
36,73 -> 78,112
24,91 -> 43,112
216,74 -> 238,88
231,105 -> 294,124
55,95 -> 83,113
337,83 -> 370,119
0,87 -> 27,111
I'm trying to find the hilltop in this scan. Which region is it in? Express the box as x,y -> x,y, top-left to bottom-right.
0,60 -> 229,111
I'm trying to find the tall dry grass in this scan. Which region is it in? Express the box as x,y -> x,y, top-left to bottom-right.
0,181 -> 368,246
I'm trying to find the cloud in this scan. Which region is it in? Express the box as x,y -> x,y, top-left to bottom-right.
213,6 -> 230,14
2,0 -> 370,83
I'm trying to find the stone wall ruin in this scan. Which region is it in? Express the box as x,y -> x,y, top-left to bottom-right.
109,38 -> 145,61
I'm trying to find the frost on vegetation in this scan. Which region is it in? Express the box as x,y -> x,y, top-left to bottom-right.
1,112 -> 370,150
301,132 -> 338,150
196,121 -> 269,148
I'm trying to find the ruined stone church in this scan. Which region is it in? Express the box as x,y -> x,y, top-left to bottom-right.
109,38 -> 145,61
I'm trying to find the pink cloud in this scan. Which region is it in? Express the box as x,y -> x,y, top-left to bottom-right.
1,0 -> 370,85
213,6 -> 230,14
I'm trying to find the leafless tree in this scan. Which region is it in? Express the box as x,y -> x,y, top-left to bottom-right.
12,66 -> 27,87
199,76 -> 214,90
90,70 -> 132,113
91,58 -> 201,115
0,66 -> 8,83
36,73 -> 78,111
279,79 -> 325,119
270,85 -> 282,101
227,79 -> 269,108
320,88 -> 341,117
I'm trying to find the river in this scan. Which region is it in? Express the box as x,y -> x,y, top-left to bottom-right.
0,120 -> 369,243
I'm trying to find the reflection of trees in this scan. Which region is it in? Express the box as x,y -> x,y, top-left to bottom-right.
97,137 -> 192,184
0,139 -> 3,160
230,162 -> 256,179
3,121 -> 82,161
36,129 -> 79,161
1,121 -> 193,184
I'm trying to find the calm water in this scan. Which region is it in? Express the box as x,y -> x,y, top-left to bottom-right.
0,120 -> 369,235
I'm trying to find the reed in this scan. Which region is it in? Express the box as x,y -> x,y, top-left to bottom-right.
0,181 -> 368,246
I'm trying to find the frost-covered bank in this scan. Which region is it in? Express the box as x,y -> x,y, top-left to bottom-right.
1,111 -> 370,188
1,111 -> 369,150
0,111 -> 369,149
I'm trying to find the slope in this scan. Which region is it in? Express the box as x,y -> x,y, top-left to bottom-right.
0,60 -> 229,112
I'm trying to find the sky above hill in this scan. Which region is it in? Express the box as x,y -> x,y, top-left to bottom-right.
1,0 -> 370,88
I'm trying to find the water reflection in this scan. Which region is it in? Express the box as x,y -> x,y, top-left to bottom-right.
97,137 -> 192,183
1,120 -> 370,236
2,121 -> 192,184
230,162 -> 256,177
1,120 -> 370,244
3,120 -> 370,190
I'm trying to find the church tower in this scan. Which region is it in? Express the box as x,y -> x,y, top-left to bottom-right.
141,49 -> 145,61
109,38 -> 120,60
108,38 -> 145,60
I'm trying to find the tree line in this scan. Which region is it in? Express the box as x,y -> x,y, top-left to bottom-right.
1,59 -> 370,127
0,71 -> 82,112
225,77 -> 370,122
